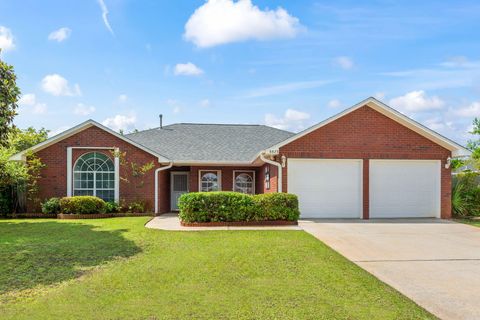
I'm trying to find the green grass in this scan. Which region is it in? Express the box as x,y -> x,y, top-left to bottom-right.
455,218 -> 480,227
0,218 -> 434,320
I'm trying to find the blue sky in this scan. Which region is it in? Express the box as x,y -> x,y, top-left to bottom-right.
1,0 -> 479,144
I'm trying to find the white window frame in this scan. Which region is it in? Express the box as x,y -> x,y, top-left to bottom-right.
67,147 -> 120,202
198,170 -> 222,192
233,170 -> 256,194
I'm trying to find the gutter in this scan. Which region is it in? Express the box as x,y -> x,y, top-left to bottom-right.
154,161 -> 173,214
260,152 -> 282,193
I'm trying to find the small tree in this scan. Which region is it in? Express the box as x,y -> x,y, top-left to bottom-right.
0,50 -> 20,147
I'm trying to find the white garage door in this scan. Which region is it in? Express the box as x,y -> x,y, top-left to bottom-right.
370,160 -> 441,218
288,159 -> 362,218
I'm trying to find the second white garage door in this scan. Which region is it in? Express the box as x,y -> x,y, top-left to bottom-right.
288,159 -> 362,218
369,160 -> 441,218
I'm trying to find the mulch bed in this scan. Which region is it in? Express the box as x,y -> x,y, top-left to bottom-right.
180,220 -> 298,227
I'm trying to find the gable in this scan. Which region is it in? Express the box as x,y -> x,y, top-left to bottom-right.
272,98 -> 470,157
10,120 -> 170,162
280,106 -> 450,156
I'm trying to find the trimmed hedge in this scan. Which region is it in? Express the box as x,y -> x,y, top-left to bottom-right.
41,197 -> 61,214
178,192 -> 299,223
59,196 -> 107,214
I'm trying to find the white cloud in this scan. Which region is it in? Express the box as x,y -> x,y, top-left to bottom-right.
18,93 -> 47,114
246,80 -> 335,98
333,56 -> 354,70
423,117 -> 454,132
48,27 -> 71,42
374,92 -> 386,100
0,26 -> 15,51
389,90 -> 444,113
184,0 -> 302,48
265,108 -> 310,132
18,93 -> 36,106
200,99 -> 211,107
173,106 -> 181,114
49,126 -> 70,137
102,114 -> 136,132
174,62 -> 204,76
97,0 -> 114,35
453,102 -> 480,118
74,103 -> 96,116
327,99 -> 341,108
440,56 -> 480,68
118,94 -> 128,102
41,74 -> 81,96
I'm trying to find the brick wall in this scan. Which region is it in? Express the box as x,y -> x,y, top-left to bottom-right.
278,105 -> 452,218
33,126 -> 167,212
189,166 -> 260,193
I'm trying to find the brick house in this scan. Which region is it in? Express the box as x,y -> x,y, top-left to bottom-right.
12,97 -> 470,218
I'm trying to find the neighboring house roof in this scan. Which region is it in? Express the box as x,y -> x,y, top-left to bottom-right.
267,97 -> 472,157
126,123 -> 295,163
9,120 -> 171,162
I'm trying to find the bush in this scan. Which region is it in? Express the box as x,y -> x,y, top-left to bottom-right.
178,192 -> 299,223
105,201 -> 121,213
59,196 -> 106,214
253,193 -> 300,221
126,200 -> 146,213
41,197 -> 61,214
452,172 -> 480,217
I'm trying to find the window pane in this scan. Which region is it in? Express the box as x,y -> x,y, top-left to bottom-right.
235,173 -> 253,194
73,152 -> 115,200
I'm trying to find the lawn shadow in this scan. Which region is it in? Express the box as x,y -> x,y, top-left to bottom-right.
0,221 -> 141,295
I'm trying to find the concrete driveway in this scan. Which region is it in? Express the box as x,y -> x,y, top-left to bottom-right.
299,219 -> 480,320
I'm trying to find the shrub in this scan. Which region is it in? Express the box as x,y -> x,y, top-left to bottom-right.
59,196 -> 106,214
127,200 -> 146,213
452,172 -> 480,217
178,192 -> 299,223
253,193 -> 300,221
105,201 -> 121,214
41,197 -> 61,214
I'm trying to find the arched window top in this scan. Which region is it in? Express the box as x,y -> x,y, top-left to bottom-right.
74,152 -> 114,172
234,172 -> 254,194
200,171 -> 220,192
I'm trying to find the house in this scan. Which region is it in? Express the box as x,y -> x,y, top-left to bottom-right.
12,97 -> 470,219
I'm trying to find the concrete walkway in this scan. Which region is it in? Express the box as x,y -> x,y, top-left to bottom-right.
299,219 -> 480,320
145,214 -> 302,231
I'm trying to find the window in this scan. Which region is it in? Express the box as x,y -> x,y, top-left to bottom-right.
73,152 -> 115,202
265,165 -> 270,190
234,172 -> 254,194
200,172 -> 219,192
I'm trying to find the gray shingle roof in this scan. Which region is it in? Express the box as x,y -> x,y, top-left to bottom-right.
126,123 -> 294,163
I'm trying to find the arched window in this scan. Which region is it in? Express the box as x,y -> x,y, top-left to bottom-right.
73,152 -> 115,202
234,173 -> 254,194
200,172 -> 219,192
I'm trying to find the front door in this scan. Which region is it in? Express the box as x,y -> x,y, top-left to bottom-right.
171,172 -> 189,211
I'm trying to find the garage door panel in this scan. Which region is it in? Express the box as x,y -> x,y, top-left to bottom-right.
370,160 -> 440,218
288,159 -> 362,218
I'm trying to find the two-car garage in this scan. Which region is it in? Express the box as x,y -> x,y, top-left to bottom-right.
288,158 -> 441,219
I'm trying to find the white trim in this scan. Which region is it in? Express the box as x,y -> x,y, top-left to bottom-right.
66,147 -> 72,196
265,97 -> 471,157
154,162 -> 173,214
114,148 -> 120,203
173,161 -> 255,166
369,159 -> 441,218
170,171 -> 190,211
9,120 -> 171,163
232,170 -> 256,194
198,170 -> 222,192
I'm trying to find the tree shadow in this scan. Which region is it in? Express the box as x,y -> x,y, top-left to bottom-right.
0,221 -> 141,295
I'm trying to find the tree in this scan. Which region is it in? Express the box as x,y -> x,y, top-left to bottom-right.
0,50 -> 20,147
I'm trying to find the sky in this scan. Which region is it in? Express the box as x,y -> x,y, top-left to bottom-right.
0,0 -> 479,145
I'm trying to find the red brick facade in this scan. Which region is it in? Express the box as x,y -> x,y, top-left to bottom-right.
277,105 -> 452,218
31,105 -> 454,218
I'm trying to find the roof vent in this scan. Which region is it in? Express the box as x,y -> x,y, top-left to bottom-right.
159,114 -> 163,129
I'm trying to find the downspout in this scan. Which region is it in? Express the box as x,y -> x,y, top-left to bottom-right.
154,161 -> 173,214
260,152 -> 282,193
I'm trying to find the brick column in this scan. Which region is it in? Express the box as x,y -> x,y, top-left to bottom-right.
363,159 -> 369,219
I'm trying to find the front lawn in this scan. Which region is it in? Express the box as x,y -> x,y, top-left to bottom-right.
0,218 -> 433,319
455,218 -> 480,228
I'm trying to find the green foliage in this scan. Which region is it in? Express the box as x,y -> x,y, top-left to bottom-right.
452,172 -> 480,216
41,197 -> 61,214
252,193 -> 300,221
450,158 -> 466,170
59,196 -> 106,214
0,54 -> 20,147
178,192 -> 300,223
8,127 -> 49,152
105,201 -> 121,214
125,200 -> 146,213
